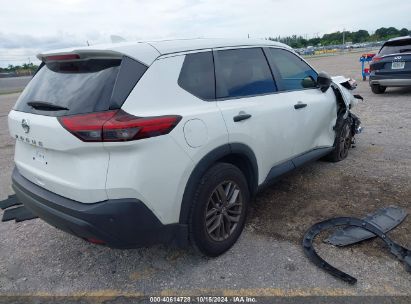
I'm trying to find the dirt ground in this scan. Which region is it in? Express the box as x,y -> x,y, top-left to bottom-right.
0,51 -> 410,298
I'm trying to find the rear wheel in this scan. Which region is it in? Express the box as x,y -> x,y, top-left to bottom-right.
189,163 -> 249,257
371,84 -> 386,94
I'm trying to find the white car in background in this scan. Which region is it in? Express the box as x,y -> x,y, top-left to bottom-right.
8,38 -> 361,256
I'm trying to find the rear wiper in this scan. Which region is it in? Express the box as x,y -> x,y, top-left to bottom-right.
27,101 -> 69,111
399,49 -> 411,53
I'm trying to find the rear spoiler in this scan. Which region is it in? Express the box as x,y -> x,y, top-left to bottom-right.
37,50 -> 123,62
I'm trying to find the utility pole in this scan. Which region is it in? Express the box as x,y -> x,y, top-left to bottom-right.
28,57 -> 31,76
342,28 -> 346,45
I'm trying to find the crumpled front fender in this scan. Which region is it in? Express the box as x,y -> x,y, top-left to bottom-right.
331,76 -> 363,118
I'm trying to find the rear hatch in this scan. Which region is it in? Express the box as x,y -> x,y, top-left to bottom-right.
8,53 -> 147,203
371,38 -> 411,77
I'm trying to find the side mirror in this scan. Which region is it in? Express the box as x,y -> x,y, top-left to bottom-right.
317,71 -> 332,92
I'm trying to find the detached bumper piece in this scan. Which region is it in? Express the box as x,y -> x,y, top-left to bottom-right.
11,168 -> 188,248
326,206 -> 407,246
1,194 -> 38,222
303,215 -> 411,285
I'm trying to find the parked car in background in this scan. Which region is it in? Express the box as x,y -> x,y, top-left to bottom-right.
304,47 -> 315,55
369,35 -> 411,94
8,38 -> 361,256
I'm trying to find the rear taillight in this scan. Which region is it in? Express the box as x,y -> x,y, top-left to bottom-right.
372,56 -> 382,62
85,238 -> 106,245
370,56 -> 382,71
58,111 -> 116,142
58,110 -> 182,142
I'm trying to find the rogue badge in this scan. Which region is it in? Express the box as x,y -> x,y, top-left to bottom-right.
21,119 -> 30,134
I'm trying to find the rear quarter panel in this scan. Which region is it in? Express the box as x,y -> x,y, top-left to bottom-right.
108,54 -> 229,224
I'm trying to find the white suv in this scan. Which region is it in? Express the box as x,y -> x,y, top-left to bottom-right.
8,39 -> 361,256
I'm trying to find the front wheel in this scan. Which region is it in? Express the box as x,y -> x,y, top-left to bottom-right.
188,163 -> 249,257
325,117 -> 353,162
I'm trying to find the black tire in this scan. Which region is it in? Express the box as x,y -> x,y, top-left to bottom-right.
371,84 -> 386,94
325,116 -> 353,162
188,162 -> 249,257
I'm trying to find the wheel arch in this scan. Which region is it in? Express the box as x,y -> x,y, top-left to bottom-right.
179,143 -> 258,224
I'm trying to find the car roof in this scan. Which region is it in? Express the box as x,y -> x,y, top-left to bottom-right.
387,35 -> 411,42
147,38 -> 289,54
37,38 -> 290,66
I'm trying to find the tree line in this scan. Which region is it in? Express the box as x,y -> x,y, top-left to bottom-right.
268,27 -> 411,48
0,63 -> 39,76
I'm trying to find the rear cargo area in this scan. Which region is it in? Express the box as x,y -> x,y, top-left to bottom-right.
8,54 -> 148,203
8,110 -> 110,203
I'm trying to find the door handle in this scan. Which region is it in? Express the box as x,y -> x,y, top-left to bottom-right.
294,103 -> 307,110
233,112 -> 252,122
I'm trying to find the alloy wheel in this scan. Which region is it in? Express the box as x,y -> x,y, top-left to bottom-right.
338,123 -> 352,159
205,181 -> 243,242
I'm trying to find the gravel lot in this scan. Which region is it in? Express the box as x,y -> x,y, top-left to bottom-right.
0,52 -> 410,298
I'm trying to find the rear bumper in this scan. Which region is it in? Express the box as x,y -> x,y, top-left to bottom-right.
12,168 -> 188,248
370,74 -> 411,87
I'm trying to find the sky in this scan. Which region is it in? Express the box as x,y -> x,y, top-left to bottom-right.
1,0 -> 410,67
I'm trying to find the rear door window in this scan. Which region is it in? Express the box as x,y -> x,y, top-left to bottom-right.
178,51 -> 215,100
214,48 -> 277,99
267,48 -> 317,91
14,56 -> 147,116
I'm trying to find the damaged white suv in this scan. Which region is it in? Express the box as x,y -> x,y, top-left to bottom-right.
8,39 -> 362,256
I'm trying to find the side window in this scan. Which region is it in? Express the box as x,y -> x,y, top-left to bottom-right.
268,48 -> 318,91
215,48 -> 277,99
178,51 -> 215,100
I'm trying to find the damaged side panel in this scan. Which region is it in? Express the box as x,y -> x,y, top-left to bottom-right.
331,76 -> 363,135
331,76 -> 362,117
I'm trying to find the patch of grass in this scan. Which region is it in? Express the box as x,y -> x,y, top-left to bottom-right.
0,90 -> 23,95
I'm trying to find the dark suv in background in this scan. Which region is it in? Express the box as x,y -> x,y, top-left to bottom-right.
369,35 -> 411,94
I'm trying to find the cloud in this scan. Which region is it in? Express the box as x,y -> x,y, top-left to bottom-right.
1,0 -> 410,67
0,32 -> 83,49
0,32 -> 87,66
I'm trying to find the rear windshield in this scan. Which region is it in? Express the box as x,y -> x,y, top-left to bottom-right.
379,39 -> 411,56
14,56 -> 147,116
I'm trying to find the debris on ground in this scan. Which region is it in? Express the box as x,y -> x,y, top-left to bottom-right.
325,206 -> 407,246
0,194 -> 38,222
303,207 -> 411,284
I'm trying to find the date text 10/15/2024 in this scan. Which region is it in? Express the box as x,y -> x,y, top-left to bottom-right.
149,296 -> 257,303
